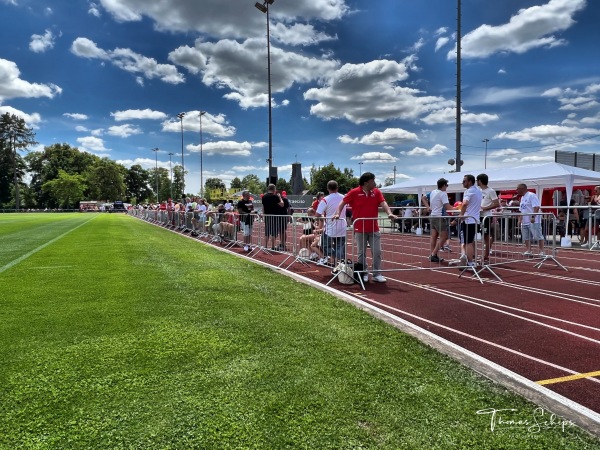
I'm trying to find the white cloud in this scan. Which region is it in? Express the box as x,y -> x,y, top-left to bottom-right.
88,2 -> 101,17
170,38 -> 338,109
77,135 -> 109,152
305,59 -> 448,124
107,124 -> 142,138
202,141 -> 252,157
338,128 -> 418,146
63,113 -> 89,120
495,124 -> 600,143
400,144 -> 448,157
30,29 -> 55,53
0,105 -> 42,128
350,152 -> 399,163
111,108 -> 167,121
161,111 -> 236,138
452,0 -> 586,59
71,37 -> 184,84
75,125 -> 88,132
0,58 -> 62,101
421,107 -> 499,125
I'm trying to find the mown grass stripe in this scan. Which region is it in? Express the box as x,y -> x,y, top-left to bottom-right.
0,215 -> 97,274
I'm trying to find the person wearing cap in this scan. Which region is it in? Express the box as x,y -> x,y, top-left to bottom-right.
237,190 -> 255,252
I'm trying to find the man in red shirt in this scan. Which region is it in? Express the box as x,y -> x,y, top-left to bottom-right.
333,172 -> 397,282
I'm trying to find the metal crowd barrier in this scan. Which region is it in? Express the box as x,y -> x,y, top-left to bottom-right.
128,209 -> 567,288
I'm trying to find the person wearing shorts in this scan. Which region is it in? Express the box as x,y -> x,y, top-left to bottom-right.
237,190 -> 255,252
428,178 -> 454,263
517,183 -> 544,256
477,173 -> 500,261
459,174 -> 482,266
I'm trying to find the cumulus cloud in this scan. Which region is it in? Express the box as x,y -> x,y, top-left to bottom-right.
202,141 -> 252,157
338,128 -> 418,146
495,124 -> 600,143
421,107 -> 499,125
96,0 -> 347,44
63,113 -> 88,120
305,59 -> 449,124
30,29 -> 56,53
111,108 -> 167,121
0,105 -> 42,128
161,111 -> 236,137
0,58 -> 62,101
71,37 -> 184,84
169,38 -> 338,109
77,135 -> 109,153
350,152 -> 398,163
452,0 -> 586,59
107,124 -> 142,137
400,144 -> 448,157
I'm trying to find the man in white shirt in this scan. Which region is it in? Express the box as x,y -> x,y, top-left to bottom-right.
459,174 -> 483,266
477,174 -> 500,261
428,178 -> 454,263
316,180 -> 347,265
516,183 -> 544,256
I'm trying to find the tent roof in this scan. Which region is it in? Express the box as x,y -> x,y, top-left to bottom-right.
381,162 -> 600,196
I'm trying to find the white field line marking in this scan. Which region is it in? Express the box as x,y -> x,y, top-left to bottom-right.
385,276 -> 600,346
0,216 -> 97,274
495,266 -> 600,288
360,293 -> 600,386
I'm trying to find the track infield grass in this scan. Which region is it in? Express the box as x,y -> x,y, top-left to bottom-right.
0,213 -> 598,449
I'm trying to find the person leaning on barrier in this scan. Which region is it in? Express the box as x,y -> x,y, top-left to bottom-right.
316,180 -> 347,266
458,174 -> 482,267
261,184 -> 284,250
237,190 -> 255,252
477,173 -> 500,261
332,172 -> 398,283
516,183 -> 544,256
428,178 -> 455,263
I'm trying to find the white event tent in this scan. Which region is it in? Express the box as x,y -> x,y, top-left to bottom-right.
381,162 -> 600,229
381,162 -> 600,205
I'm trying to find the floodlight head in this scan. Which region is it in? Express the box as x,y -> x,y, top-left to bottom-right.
254,2 -> 267,13
177,112 -> 185,120
266,0 -> 274,4
199,111 -> 206,116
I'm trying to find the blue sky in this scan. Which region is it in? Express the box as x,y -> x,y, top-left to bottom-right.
1,0 -> 599,193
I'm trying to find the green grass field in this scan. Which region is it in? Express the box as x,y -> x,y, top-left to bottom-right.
0,213 -> 598,449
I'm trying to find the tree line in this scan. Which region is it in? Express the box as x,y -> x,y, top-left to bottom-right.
1,112 -> 388,209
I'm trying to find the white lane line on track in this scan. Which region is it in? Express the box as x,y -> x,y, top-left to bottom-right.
358,292 -> 600,386
420,281 -> 600,334
0,216 -> 97,274
386,277 -> 600,345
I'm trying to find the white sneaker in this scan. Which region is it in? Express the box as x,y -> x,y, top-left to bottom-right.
466,261 -> 476,268
362,274 -> 369,282
459,254 -> 468,266
243,245 -> 249,252
309,252 -> 318,261
580,243 -> 589,248
372,275 -> 386,283
523,251 -> 532,256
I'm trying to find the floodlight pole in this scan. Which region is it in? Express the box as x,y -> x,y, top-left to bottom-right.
168,152 -> 175,200
455,0 -> 462,172
152,147 -> 159,203
199,111 -> 206,198
358,162 -> 363,176
255,0 -> 275,182
482,138 -> 489,169
177,112 -> 186,197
